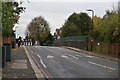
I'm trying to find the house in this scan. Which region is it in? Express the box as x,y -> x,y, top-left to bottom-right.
54,28 -> 61,40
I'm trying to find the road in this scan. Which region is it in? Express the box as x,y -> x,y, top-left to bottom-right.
27,46 -> 118,78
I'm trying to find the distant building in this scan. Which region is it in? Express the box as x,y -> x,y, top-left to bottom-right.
54,28 -> 61,40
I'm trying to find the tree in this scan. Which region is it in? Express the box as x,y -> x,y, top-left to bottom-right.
44,32 -> 53,42
89,16 -> 102,41
61,21 -> 81,37
61,12 -> 91,37
78,13 -> 92,35
93,16 -> 102,29
68,12 -> 80,26
44,32 -> 53,45
98,10 -> 119,43
27,16 -> 50,45
2,2 -> 25,37
43,32 -> 53,45
91,9 -> 119,43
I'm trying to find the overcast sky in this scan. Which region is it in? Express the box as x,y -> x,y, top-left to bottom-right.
14,0 -> 119,37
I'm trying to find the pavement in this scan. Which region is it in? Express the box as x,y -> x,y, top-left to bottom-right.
2,45 -> 45,80
65,47 -> 120,62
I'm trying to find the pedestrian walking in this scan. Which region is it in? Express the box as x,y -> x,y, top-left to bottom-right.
18,39 -> 21,48
21,37 -> 24,45
18,36 -> 22,48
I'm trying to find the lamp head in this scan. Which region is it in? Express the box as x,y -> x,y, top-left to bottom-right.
86,9 -> 93,11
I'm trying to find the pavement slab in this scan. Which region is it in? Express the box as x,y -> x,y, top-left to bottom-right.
2,46 -> 37,79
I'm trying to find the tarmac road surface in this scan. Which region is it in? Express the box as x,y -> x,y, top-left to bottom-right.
27,46 -> 118,79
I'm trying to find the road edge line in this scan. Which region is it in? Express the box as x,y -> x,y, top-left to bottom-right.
24,46 -> 54,80
23,46 -> 45,79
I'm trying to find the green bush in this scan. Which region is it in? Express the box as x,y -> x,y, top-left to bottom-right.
46,40 -> 53,46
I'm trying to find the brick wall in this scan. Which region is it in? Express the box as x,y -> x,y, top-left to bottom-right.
2,36 -> 14,44
0,37 -> 2,45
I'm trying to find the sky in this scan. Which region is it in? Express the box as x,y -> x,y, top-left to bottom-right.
14,0 -> 119,38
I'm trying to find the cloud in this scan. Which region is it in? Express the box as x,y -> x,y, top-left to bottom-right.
28,0 -> 118,2
16,2 -> 118,37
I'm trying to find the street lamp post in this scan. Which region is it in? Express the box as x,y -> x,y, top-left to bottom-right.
86,9 -> 94,51
86,9 -> 94,31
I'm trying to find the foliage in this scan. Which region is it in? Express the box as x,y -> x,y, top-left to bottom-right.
93,16 -> 102,29
91,10 -> 119,43
89,16 -> 102,41
27,16 -> 50,44
61,12 -> 92,37
68,12 -> 80,26
43,32 -> 53,45
46,40 -> 53,46
78,13 -> 92,35
99,11 -> 119,43
61,21 -> 81,37
61,8 -> 119,43
44,32 -> 53,42
2,2 -> 25,37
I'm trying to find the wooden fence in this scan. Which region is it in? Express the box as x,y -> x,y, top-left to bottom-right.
54,36 -> 120,57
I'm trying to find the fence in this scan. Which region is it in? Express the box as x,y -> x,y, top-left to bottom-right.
54,36 -> 120,57
89,41 -> 120,57
54,36 -> 88,50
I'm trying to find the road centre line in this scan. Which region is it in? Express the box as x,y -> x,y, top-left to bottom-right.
36,54 -> 46,68
37,54 -> 42,59
88,61 -> 116,71
31,50 -> 47,68
40,59 -> 47,68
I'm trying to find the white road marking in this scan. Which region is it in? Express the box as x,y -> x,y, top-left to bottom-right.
72,56 -> 79,59
40,59 -> 47,68
76,55 -> 80,56
46,55 -> 54,59
85,56 -> 94,58
61,55 -> 69,58
88,61 -> 116,71
37,54 -> 42,59
33,53 -> 36,55
31,50 -> 34,53
36,54 -> 47,68
75,55 -> 82,57
69,55 -> 79,59
30,50 -> 37,55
